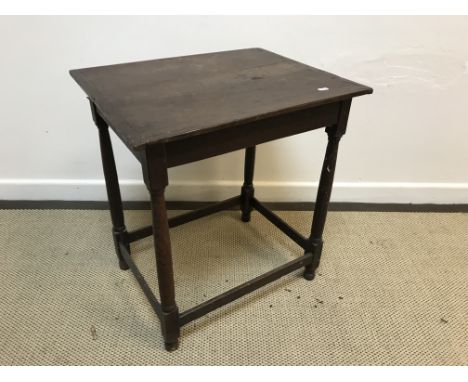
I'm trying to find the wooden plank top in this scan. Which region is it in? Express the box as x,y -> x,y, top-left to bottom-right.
70,48 -> 372,150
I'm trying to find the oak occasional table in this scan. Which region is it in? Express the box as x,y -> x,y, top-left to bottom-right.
70,48 -> 372,351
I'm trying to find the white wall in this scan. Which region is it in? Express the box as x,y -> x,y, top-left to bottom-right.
1,16 -> 467,203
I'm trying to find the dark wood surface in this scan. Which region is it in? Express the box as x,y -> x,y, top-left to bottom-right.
70,48 -> 372,150
72,48 -> 373,350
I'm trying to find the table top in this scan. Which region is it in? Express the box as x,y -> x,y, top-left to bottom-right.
70,48 -> 372,150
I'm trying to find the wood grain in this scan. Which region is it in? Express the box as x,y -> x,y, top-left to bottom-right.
70,48 -> 372,150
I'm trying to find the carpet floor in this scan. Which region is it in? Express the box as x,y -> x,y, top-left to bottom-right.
0,209 -> 467,365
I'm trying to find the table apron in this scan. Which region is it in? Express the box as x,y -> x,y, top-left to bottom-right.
164,102 -> 340,168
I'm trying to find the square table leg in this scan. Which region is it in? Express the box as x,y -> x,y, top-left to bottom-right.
90,101 -> 130,271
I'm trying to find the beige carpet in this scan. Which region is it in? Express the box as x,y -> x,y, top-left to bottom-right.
0,208 -> 467,365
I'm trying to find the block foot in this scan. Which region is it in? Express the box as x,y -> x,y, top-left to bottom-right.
119,260 -> 129,271
164,340 -> 179,352
303,268 -> 316,281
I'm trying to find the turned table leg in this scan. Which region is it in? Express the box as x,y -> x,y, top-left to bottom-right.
303,128 -> 342,280
143,146 -> 180,351
90,101 -> 130,271
241,146 -> 256,222
303,100 -> 351,280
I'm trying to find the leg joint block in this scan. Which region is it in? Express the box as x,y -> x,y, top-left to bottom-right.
112,227 -> 129,246
160,306 -> 180,343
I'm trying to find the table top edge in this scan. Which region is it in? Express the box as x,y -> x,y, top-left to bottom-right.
133,90 -> 372,150
69,48 -> 373,151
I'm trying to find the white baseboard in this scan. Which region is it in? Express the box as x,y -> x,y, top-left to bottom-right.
1,179 -> 468,204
